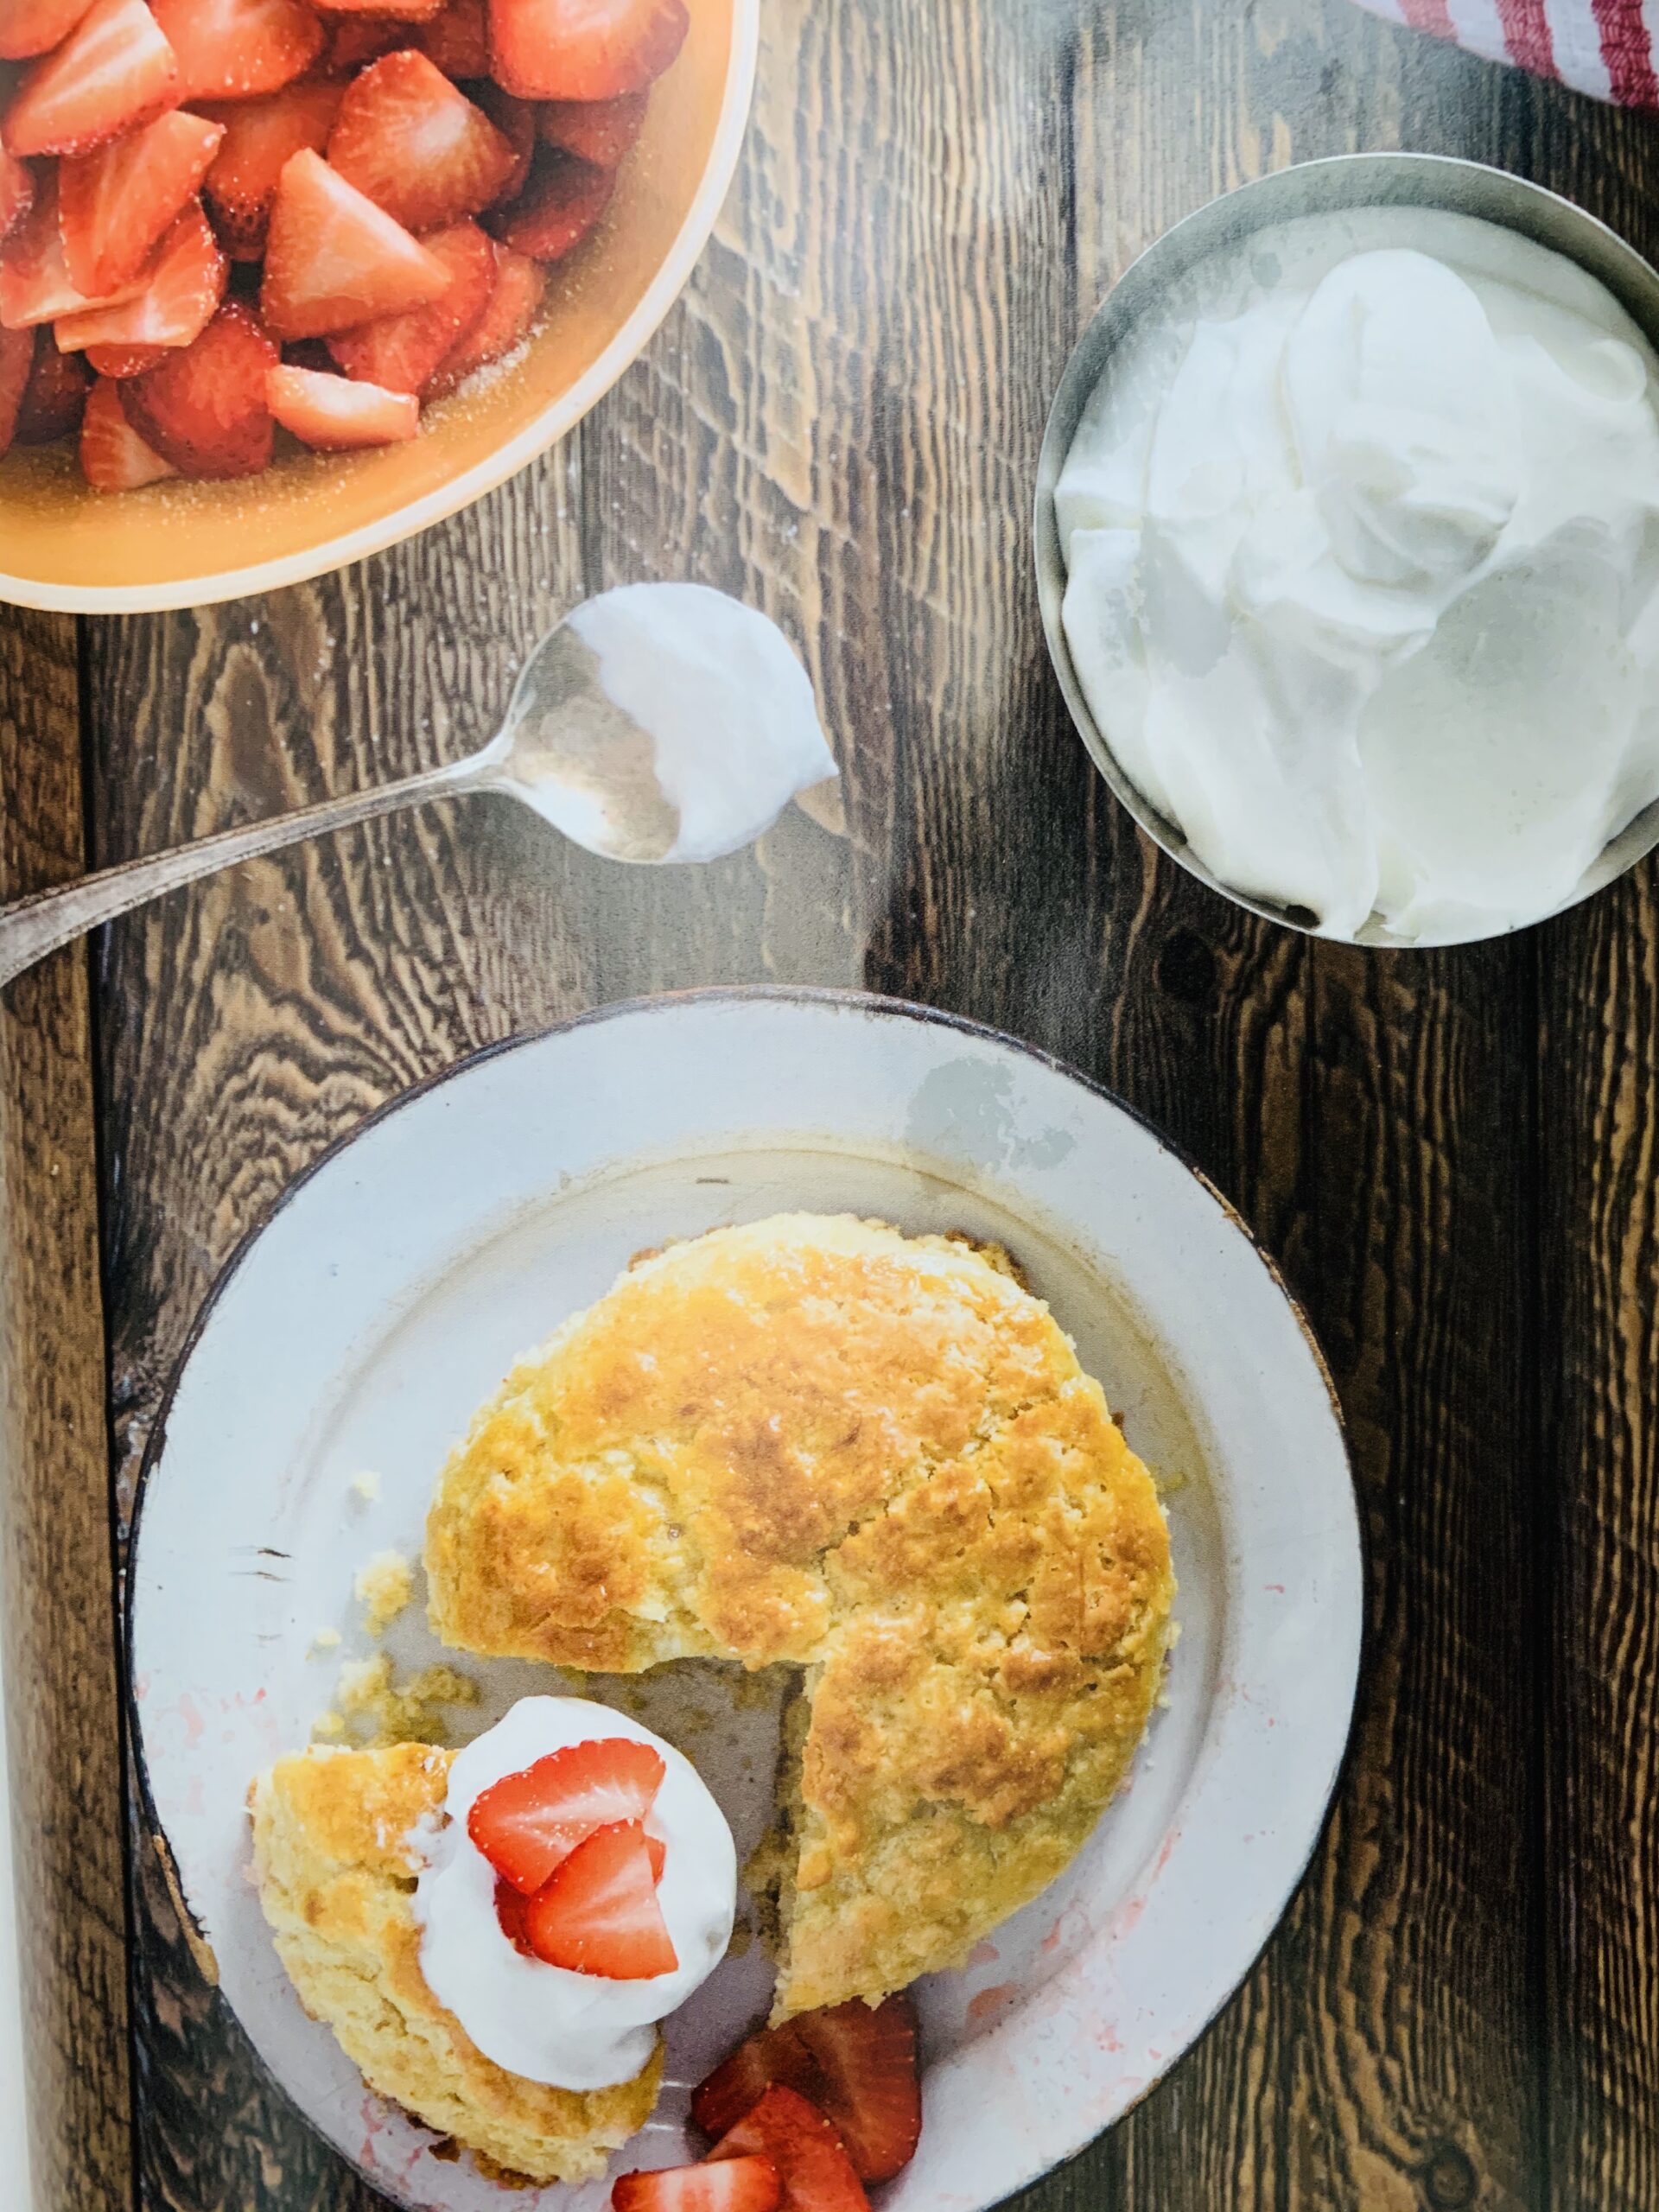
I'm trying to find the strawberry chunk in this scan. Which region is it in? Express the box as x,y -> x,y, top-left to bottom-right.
487,0 -> 686,101
119,293 -> 275,474
692,2022 -> 824,2146
537,90 -> 645,168
319,12 -> 407,67
613,2158 -> 781,2212
327,50 -> 515,232
199,79 -> 345,259
709,2088 -> 870,2212
0,170 -> 156,327
327,213 -> 491,390
60,108 -> 224,296
3,0 -> 179,159
79,371 -> 176,484
314,0 -> 442,16
486,145 -> 611,261
0,323 -> 35,455
85,340 -> 167,374
267,359 -> 416,444
793,1997 -> 921,2183
424,239 -> 540,396
410,0 -> 486,76
0,0 -> 96,63
260,146 -> 450,339
149,0 -> 323,100
467,1735 -> 666,1897
473,79 -> 533,201
520,1819 -> 677,1979
0,149 -> 33,248
14,332 -> 90,440
55,200 -> 225,352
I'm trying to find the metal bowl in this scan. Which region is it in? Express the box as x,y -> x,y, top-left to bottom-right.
1033,152 -> 1659,950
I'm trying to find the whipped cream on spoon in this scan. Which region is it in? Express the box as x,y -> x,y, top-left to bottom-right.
0,583 -> 837,987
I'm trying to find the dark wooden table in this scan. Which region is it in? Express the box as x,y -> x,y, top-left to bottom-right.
3,1 -> 1659,2206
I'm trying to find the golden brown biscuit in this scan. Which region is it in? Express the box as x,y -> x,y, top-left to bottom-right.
249,1743 -> 662,2183
425,1213 -> 1175,2018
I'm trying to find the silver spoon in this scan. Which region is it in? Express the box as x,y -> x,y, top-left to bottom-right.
0,584 -> 836,990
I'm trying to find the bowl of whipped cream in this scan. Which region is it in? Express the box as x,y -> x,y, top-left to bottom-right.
1036,153 -> 1659,947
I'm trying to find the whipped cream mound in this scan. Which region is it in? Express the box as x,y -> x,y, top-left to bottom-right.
413,1697 -> 737,2092
1058,207 -> 1659,943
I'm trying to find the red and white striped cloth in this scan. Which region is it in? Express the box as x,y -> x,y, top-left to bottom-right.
1354,0 -> 1659,104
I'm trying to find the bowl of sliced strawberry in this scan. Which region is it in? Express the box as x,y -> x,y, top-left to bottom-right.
0,0 -> 758,610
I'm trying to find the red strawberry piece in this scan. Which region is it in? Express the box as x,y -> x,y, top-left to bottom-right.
0,149 -> 34,246
495,1873 -> 534,1953
60,107 -> 224,296
793,1996 -> 921,2183
423,239 -> 540,396
79,370 -> 175,484
709,2088 -> 870,2212
119,293 -> 275,474
691,2022 -> 824,2146
410,0 -> 486,76
519,1819 -> 677,1979
0,321 -> 35,454
149,0 -> 323,100
318,12 -> 405,67
266,359 -> 416,444
0,0 -> 96,62
487,0 -> 686,101
13,331 -> 90,440
0,170 -> 156,327
472,79 -> 532,201
327,50 -> 515,232
260,146 -> 450,339
486,143 -> 611,262
85,339 -> 167,373
537,90 -> 645,168
467,1735 -> 666,1897
55,200 -> 226,351
327,213 -> 490,389
612,2158 -> 781,2212
3,0 -> 179,159
314,0 -> 442,16
199,79 -> 344,259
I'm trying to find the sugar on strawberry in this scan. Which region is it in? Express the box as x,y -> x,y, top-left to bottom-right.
486,0 -> 688,102
119,293 -> 276,476
2,0 -> 178,161
59,106 -> 223,296
54,195 -> 226,353
327,216 -> 495,391
79,370 -> 175,485
327,51 -> 518,235
149,0 -> 322,103
198,80 -> 346,260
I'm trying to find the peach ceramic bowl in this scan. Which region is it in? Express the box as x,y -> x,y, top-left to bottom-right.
0,0 -> 759,614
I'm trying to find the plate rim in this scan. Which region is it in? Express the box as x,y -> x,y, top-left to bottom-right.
124,983 -> 1363,2204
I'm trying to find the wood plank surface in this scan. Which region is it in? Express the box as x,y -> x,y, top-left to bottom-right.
1,0 -> 1658,2208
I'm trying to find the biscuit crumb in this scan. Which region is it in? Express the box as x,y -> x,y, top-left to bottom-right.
311,1709 -> 345,1742
349,1470 -> 383,1503
354,1549 -> 415,1637
329,1651 -> 481,1748
308,1627 -> 342,1657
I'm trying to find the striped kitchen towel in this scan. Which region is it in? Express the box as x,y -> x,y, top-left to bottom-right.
1354,0 -> 1659,104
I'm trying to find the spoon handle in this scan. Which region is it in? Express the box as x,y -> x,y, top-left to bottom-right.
0,751 -> 489,991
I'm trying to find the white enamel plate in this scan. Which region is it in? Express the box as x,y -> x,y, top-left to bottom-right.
129,989 -> 1361,2212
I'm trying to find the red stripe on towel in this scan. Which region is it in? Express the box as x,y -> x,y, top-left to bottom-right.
1494,0 -> 1559,73
1397,0 -> 1458,33
1591,0 -> 1659,100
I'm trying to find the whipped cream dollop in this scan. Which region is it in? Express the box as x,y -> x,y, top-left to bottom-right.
1057,207 -> 1659,942
413,1697 -> 737,2091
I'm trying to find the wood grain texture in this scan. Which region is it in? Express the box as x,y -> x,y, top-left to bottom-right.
0,610 -> 131,2212
2,0 -> 1657,2207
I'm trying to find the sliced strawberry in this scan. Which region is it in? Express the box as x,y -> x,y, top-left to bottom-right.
0,171 -> 156,327
13,333 -> 90,440
199,79 -> 344,258
55,200 -> 225,351
467,1735 -> 666,1897
266,359 -> 416,443
410,0 -> 486,74
314,0 -> 442,16
472,79 -> 532,201
423,239 -> 539,395
119,293 -> 275,474
79,370 -> 175,484
613,2158 -> 781,2212
260,146 -> 449,339
537,90 -> 645,168
327,213 -> 490,390
318,11 -> 405,65
0,149 -> 34,246
709,2088 -> 870,2212
149,0 -> 323,99
327,50 -> 514,232
692,2023 -> 823,2146
60,108 -> 224,296
0,322 -> 35,454
495,1873 -> 533,1953
3,0 -> 179,160
0,0 -> 96,62
85,339 -> 167,373
793,1997 -> 921,2184
487,144 -> 610,261
487,0 -> 686,101
520,1819 -> 677,1979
